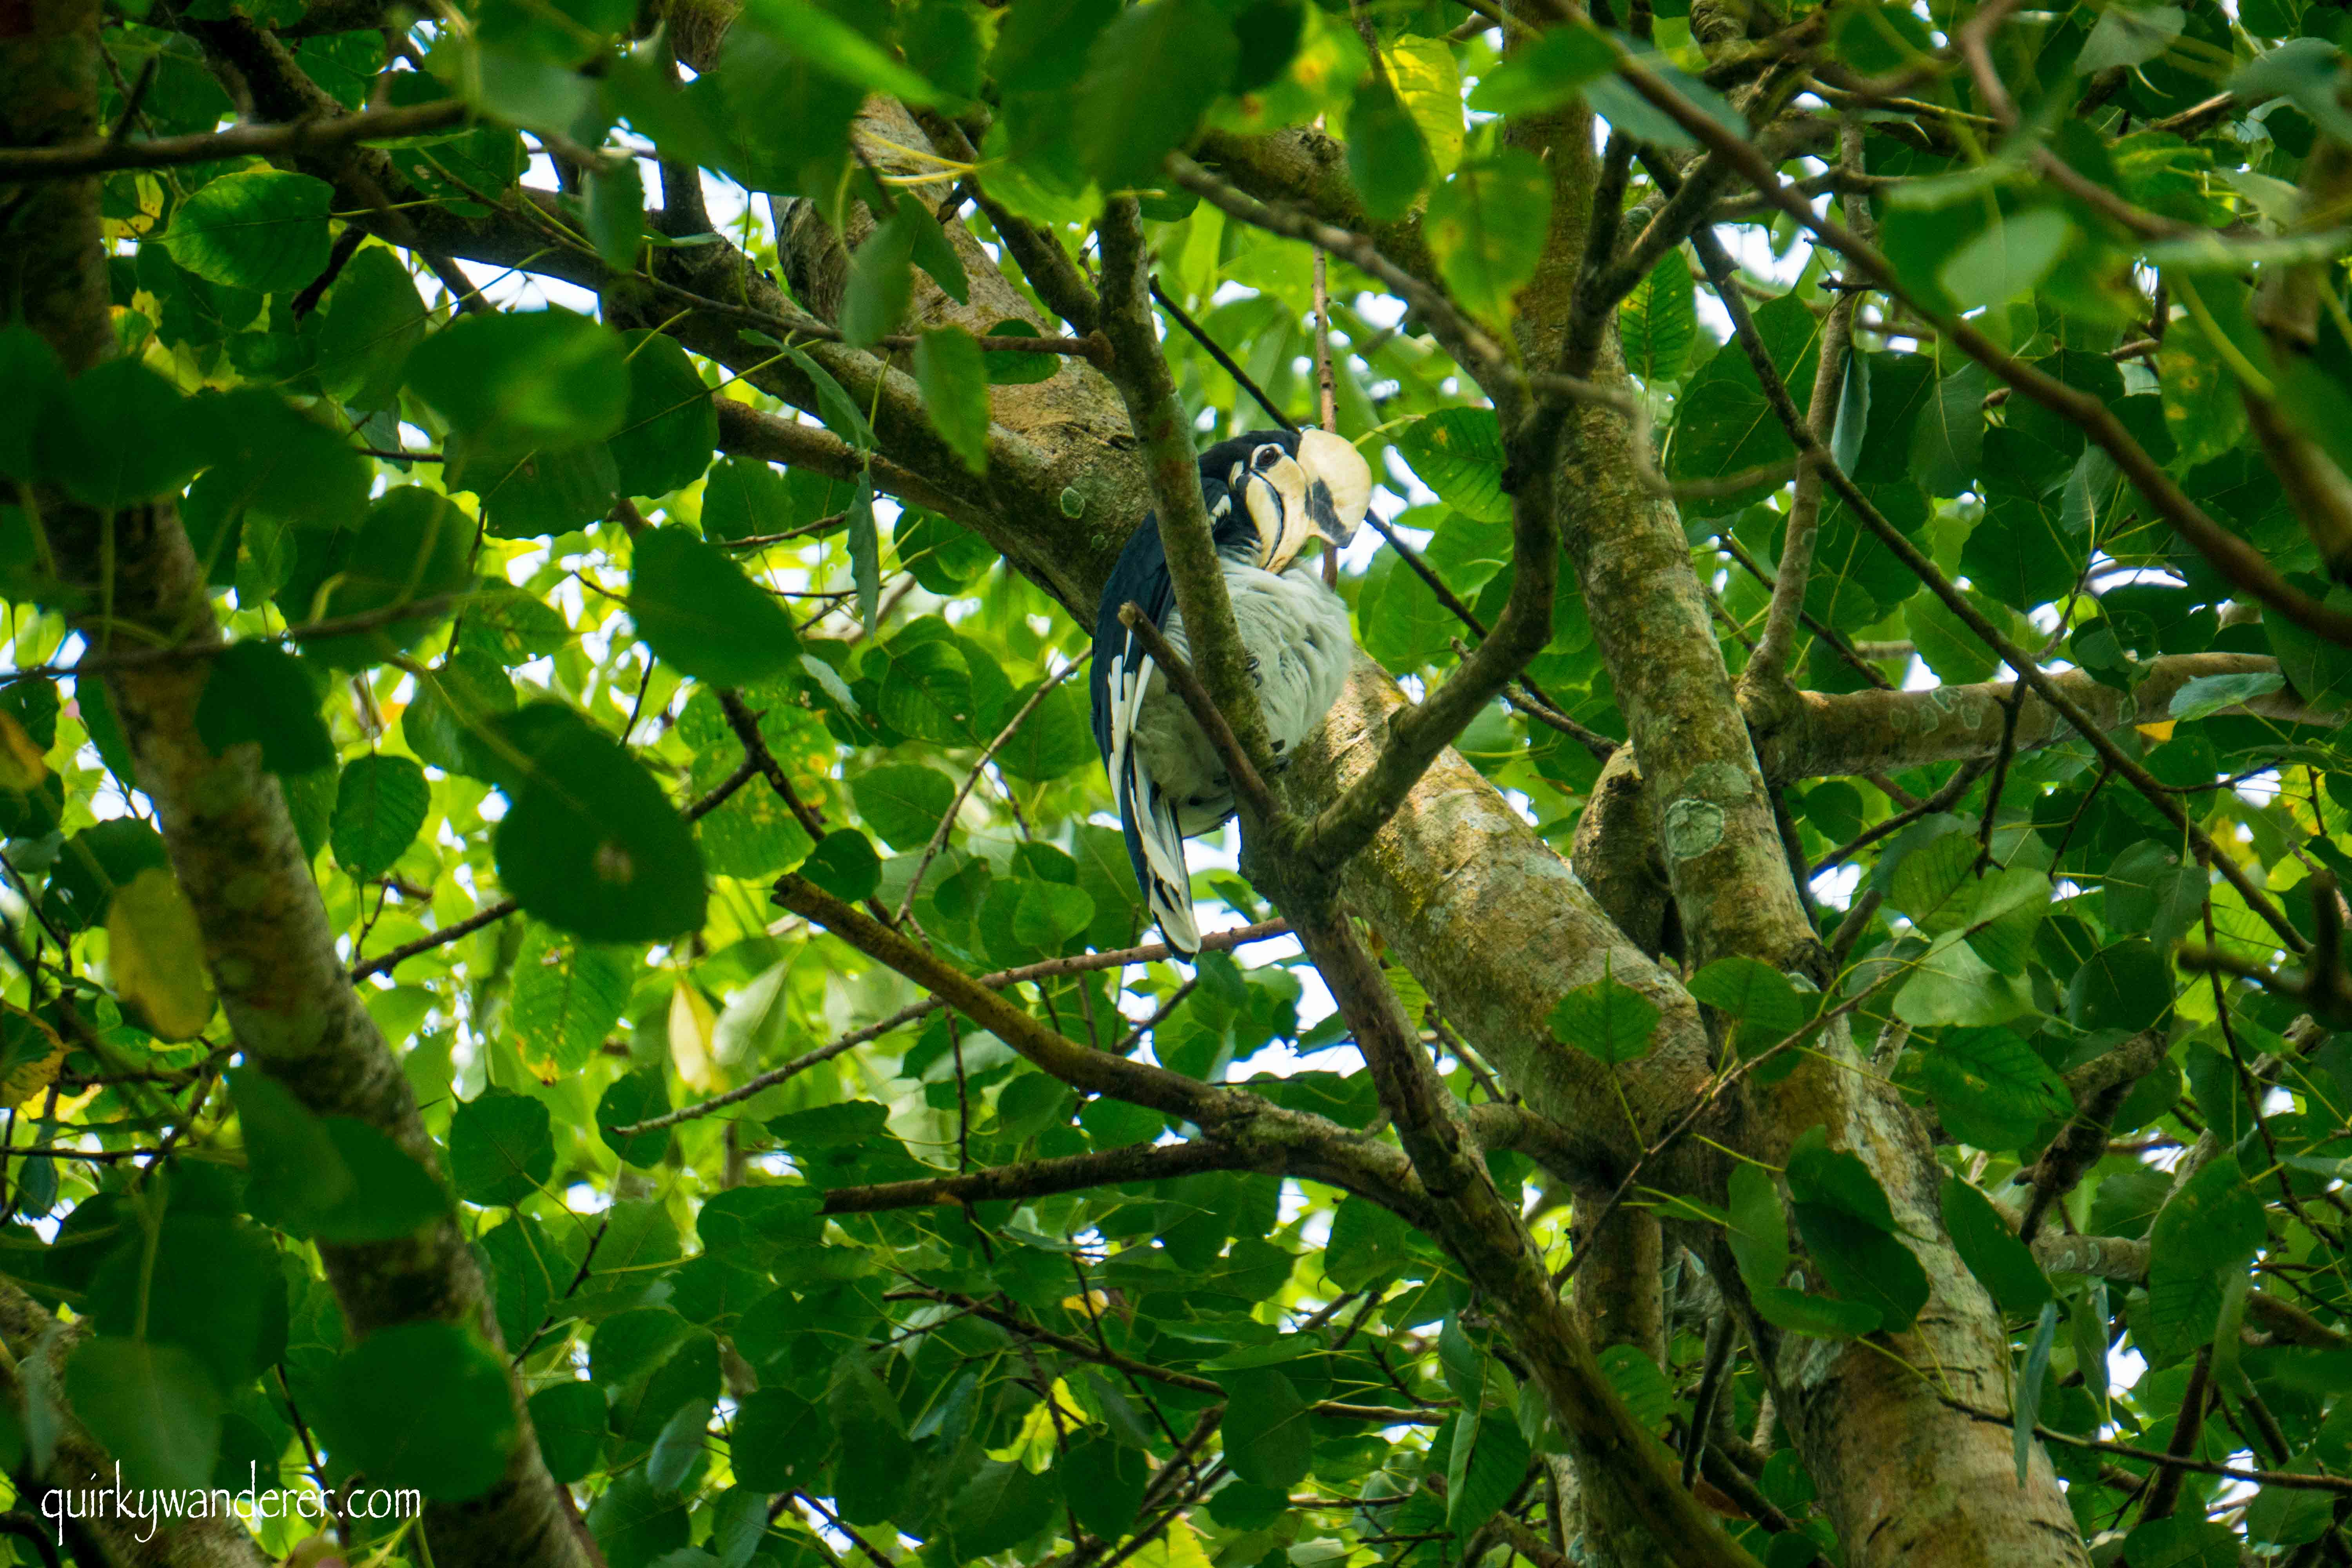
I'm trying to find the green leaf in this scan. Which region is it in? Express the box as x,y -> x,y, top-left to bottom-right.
2139,1154 -> 2263,1363
2066,939 -> 2174,1034
995,681 -> 1093,782
801,829 -> 881,901
1942,1175 -> 2052,1314
868,630 -> 978,742
65,1339 -> 223,1491
1464,22 -> 1613,113
43,816 -> 171,933
698,1185 -> 823,1265
851,762 -> 954,850
597,1068 -> 673,1169
1424,148 -> 1553,326
405,308 -> 631,459
699,457 -> 792,543
42,357 -> 207,510
230,1067 -> 452,1241
403,649 -> 517,781
1938,209 -> 2073,311
490,704 -> 708,943
2119,1517 -> 2239,1568
315,1322 -> 518,1501
2014,1299 -> 2059,1483
305,487 -> 475,669
697,772 -> 816,880
1078,0 -> 1235,191
317,244 -> 426,410
87,1214 -> 284,1392
840,209 -> 916,349
162,170 -> 333,293
1012,879 -> 1093,955
827,1356 -> 914,1524
195,643 -> 334,777
1546,968 -> 1661,1065
1395,408 -> 1511,523
896,190 -> 969,302
0,326 -> 65,481
610,331 -> 718,499
529,1381 -> 606,1486
2169,669 -> 2285,721
913,326 -> 991,475
1597,1343 -> 1676,1434
731,1387 -> 833,1491
1214,1367 -> 1312,1488
449,1091 -> 555,1206
316,1119 -> 455,1240
1062,1436 -> 1150,1540
1794,1202 -> 1930,1331
1895,930 -> 2036,1028
980,316 -> 1060,385
945,1460 -> 1056,1558
2079,3 -> 2186,71
196,388 -> 373,533
847,476 -> 880,631
1325,1194 -> 1416,1290
1619,247 -> 1697,384
1902,1027 -> 2070,1151
1447,1405 -> 1528,1530
588,1472 -> 690,1568
2150,1153 -> 2265,1278
780,345 -> 874,450
628,525 -> 801,687
2248,1480 -> 2335,1548
1687,956 -> 1809,1043
1785,1125 -> 1898,1232
1668,287 -> 1820,509
331,754 -> 430,879
584,160 -> 644,269
739,0 -> 941,103
480,1211 -> 557,1352
1726,1160 -> 1791,1292
1749,1283 -> 1882,1339
1347,74 -> 1431,223
1588,57 -> 1746,149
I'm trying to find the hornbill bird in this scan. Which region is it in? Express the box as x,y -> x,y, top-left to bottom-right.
1090,428 -> 1374,956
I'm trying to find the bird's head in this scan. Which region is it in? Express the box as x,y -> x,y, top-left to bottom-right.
1220,429 -> 1374,574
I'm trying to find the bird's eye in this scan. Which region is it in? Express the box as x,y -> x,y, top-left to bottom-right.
1252,444 -> 1285,472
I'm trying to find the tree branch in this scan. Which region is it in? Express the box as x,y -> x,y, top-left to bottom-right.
0,97 -> 464,178
1096,194 -> 1278,775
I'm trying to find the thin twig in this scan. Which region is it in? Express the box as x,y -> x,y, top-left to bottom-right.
1151,276 -> 1298,432
896,663 -> 1078,924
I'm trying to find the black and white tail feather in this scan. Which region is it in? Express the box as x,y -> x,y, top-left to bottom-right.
1090,429 -> 1373,956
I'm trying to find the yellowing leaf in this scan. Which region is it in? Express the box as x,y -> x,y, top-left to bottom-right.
0,1004 -> 63,1109
668,980 -> 722,1093
0,711 -> 45,792
107,867 -> 215,1042
1124,1518 -> 1214,1568
2136,719 -> 2178,743
1387,36 -> 1465,178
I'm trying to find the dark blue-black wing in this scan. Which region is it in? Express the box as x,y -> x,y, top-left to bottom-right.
1090,467 -> 1237,956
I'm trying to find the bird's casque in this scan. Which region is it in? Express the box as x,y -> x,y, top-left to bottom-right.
1089,428 -> 1374,956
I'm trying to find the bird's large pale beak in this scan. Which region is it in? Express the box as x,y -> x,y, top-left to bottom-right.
1296,428 -> 1373,549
